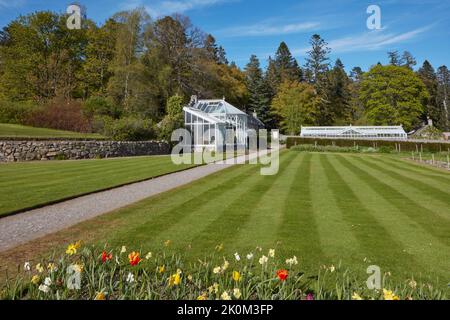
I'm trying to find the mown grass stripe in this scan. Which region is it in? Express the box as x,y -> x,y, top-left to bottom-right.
336,155 -> 450,248
231,152 -> 302,250
276,153 -> 327,265
320,154 -> 418,268
186,151 -> 299,253
112,164 -> 262,246
376,156 -> 450,182
358,156 -> 450,206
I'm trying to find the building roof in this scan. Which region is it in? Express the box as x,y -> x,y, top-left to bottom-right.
300,126 -> 407,138
193,99 -> 247,116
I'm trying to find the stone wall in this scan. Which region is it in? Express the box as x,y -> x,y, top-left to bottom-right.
0,140 -> 171,162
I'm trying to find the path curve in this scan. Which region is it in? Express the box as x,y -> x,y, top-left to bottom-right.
0,150 -> 277,252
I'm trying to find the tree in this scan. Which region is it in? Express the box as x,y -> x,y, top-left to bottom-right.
437,65 -> 450,130
158,94 -> 185,141
0,11 -> 88,101
274,42 -> 303,84
387,51 -> 401,66
107,8 -> 152,112
348,66 -> 365,122
417,60 -> 441,127
244,55 -> 271,126
271,81 -> 319,135
401,51 -> 417,70
304,34 -> 330,85
82,19 -> 118,96
328,59 -> 352,123
304,34 -> 332,125
360,65 -> 428,131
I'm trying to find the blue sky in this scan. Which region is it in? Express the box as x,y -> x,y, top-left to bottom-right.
1,0 -> 449,72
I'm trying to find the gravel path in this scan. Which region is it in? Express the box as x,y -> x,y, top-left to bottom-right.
0,150 -> 276,252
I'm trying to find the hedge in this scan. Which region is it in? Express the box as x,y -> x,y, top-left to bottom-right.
286,137 -> 450,153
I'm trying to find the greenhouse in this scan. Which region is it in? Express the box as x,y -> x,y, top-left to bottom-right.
300,126 -> 408,140
183,97 -> 264,151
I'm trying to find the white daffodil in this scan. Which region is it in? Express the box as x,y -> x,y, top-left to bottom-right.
126,272 -> 135,283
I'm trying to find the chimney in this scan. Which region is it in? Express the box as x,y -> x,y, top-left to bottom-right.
189,95 -> 198,106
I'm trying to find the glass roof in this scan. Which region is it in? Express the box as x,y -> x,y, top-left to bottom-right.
193,100 -> 246,115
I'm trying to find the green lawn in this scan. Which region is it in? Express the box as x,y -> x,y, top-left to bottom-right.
50,151 -> 450,284
0,156 -> 196,216
0,123 -> 104,139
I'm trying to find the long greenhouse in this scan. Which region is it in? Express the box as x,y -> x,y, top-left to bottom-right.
300,126 -> 408,140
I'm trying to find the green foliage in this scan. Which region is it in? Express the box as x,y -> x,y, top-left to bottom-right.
83,96 -> 122,119
271,81 -> 318,135
166,95 -> 184,119
0,100 -> 37,124
101,116 -> 156,141
360,65 -> 429,131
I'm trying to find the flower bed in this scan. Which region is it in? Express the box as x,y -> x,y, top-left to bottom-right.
1,242 -> 447,300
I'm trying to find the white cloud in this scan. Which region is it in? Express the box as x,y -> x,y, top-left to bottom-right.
0,0 -> 25,8
121,0 -> 235,17
293,25 -> 434,55
217,21 -> 321,37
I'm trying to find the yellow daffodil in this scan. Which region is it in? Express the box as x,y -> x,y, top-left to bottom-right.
383,289 -> 400,300
65,241 -> 81,256
35,263 -> 44,273
169,273 -> 181,286
352,292 -> 363,300
94,291 -> 106,300
187,275 -> 193,282
213,266 -> 222,274
31,275 -> 40,285
215,243 -> 223,252
268,249 -> 275,258
145,252 -> 152,260
158,265 -> 165,274
232,271 -> 241,282
164,240 -> 171,247
47,263 -> 58,273
329,265 -> 336,273
233,288 -> 242,299
120,246 -> 127,254
197,293 -> 208,300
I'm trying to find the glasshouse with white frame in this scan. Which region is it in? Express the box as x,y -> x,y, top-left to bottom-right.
183,97 -> 264,151
300,125 -> 408,140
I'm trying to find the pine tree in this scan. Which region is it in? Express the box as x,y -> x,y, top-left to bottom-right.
437,65 -> 450,130
304,34 -> 332,125
401,51 -> 417,70
349,66 -> 365,122
387,51 -> 401,66
328,59 -> 351,123
417,60 -> 441,127
304,34 -> 330,85
274,42 -> 303,83
244,55 -> 271,126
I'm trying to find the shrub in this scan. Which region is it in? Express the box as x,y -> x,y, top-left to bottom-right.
101,116 -> 156,141
26,97 -> 93,133
0,100 -> 37,124
83,96 -> 122,119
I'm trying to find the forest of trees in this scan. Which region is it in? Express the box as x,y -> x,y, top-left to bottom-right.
0,8 -> 449,140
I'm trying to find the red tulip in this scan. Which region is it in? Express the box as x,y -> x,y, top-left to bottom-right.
128,252 -> 141,266
276,269 -> 289,281
101,251 -> 112,263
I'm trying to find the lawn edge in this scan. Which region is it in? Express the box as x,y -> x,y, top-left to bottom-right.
0,163 -> 201,219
